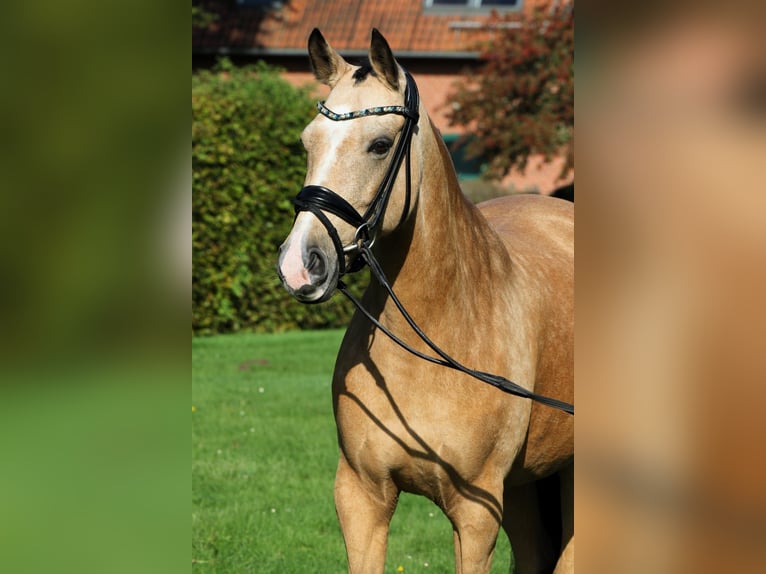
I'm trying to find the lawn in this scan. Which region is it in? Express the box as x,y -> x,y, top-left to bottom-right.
192,329 -> 512,573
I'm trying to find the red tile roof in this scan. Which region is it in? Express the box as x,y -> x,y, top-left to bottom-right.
194,0 -> 545,55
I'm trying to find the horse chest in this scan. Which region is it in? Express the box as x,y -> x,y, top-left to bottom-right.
333,359 -> 523,492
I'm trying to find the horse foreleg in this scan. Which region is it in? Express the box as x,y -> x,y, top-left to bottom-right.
446,479 -> 504,574
553,464 -> 574,574
334,453 -> 399,574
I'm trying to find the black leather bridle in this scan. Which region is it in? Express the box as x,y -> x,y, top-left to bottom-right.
292,70 -> 420,276
290,69 -> 574,415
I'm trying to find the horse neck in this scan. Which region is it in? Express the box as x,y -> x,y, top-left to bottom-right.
371,117 -> 511,325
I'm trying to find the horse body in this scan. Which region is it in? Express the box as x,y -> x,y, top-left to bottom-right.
479,195 -> 574,484
277,29 -> 573,574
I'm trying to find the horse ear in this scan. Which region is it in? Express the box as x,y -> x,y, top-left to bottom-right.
308,28 -> 348,87
369,29 -> 400,91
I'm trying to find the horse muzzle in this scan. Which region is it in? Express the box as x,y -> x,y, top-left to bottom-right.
277,234 -> 339,304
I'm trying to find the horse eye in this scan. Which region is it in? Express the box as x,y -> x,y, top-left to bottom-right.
368,138 -> 392,156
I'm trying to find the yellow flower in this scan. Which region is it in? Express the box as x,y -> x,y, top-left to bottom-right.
192,405 -> 197,412
396,567 -> 404,573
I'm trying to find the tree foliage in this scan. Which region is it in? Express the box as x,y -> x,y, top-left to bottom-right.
448,1 -> 574,180
192,1 -> 218,29
192,59 -> 367,335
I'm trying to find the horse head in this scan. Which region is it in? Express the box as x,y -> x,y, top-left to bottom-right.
277,29 -> 420,303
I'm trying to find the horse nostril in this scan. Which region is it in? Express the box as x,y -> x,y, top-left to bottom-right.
306,249 -> 327,281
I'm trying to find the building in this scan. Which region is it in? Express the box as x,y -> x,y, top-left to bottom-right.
193,0 -> 572,194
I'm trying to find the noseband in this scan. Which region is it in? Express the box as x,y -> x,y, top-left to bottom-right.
292,70 -> 420,276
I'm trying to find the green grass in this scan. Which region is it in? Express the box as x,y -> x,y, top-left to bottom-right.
192,329 -> 512,573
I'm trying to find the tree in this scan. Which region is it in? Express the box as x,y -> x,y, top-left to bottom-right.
448,1 -> 574,180
192,60 -> 368,334
192,2 -> 217,29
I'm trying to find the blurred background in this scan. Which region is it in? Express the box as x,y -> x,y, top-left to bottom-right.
576,2 -> 766,572
0,2 -> 188,573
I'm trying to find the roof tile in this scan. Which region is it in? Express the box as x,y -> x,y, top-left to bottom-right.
193,0 -> 545,54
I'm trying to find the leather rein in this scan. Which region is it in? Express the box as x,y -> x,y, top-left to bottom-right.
291,70 -> 574,416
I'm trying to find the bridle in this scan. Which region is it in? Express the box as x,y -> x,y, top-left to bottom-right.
290,69 -> 574,416
292,70 -> 420,276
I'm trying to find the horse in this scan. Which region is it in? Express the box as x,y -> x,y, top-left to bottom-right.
277,28 -> 574,574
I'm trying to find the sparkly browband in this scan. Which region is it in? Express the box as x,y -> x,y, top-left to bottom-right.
317,100 -> 416,121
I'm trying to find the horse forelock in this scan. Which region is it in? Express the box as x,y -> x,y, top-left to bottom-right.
350,59 -> 404,95
351,60 -> 376,84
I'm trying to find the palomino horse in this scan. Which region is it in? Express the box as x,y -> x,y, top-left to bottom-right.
277,29 -> 573,574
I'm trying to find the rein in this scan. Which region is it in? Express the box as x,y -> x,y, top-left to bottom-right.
292,70 -> 574,416
338,248 -> 575,415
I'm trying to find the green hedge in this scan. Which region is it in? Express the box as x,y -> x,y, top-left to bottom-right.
192,59 -> 366,335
